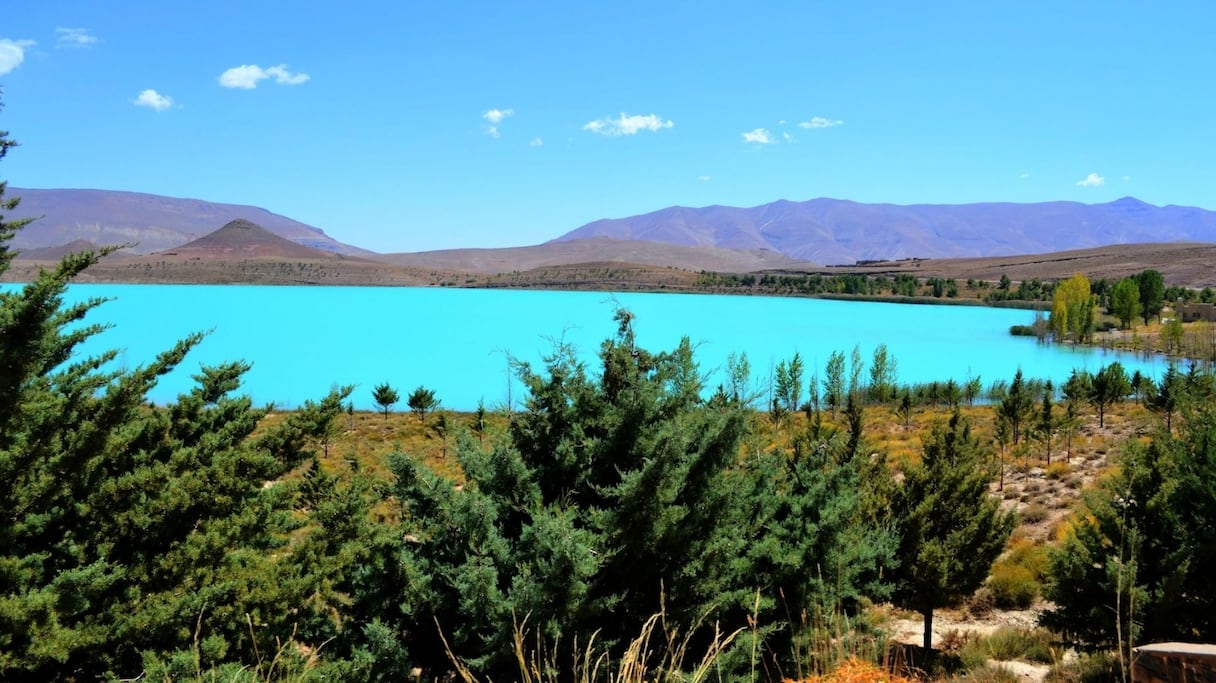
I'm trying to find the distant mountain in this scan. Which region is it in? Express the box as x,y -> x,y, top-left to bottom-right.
7,188 -> 371,256
553,197 -> 1216,264
374,237 -> 813,273
162,219 -> 346,260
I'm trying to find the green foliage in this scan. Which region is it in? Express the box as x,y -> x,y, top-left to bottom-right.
1046,651 -> 1120,683
998,369 -> 1035,445
773,351 -> 804,422
959,627 -> 1054,665
0,99 -> 359,679
371,382 -> 398,419
406,385 -> 438,423
1136,269 -> 1165,325
376,310 -> 890,680
987,540 -> 1050,609
1050,274 -> 1094,343
1044,403 -> 1216,647
868,344 -> 898,403
889,410 -> 1017,653
824,350 -> 846,415
1089,362 -> 1131,428
1109,278 -> 1141,329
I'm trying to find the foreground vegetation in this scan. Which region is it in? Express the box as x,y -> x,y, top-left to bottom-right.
5,99 -> 1216,682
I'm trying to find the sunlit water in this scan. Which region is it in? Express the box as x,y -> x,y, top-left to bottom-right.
5,284 -> 1166,411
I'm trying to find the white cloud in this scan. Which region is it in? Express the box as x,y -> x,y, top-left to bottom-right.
698,175 -> 711,182
529,137 -> 544,147
56,27 -> 96,48
798,116 -> 844,129
482,108 -> 513,124
0,39 -> 35,76
1019,173 -> 1031,179
133,89 -> 174,111
582,113 -> 674,136
265,65 -> 309,85
783,132 -> 794,142
742,128 -> 774,144
218,64 -> 310,89
482,108 -> 514,138
1076,172 -> 1105,187
1122,175 -> 1131,181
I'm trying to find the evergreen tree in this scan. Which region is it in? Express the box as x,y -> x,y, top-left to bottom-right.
379,310 -> 755,678
372,381 -> 399,419
1044,403 -> 1216,647
998,369 -> 1035,445
1146,365 -> 1184,434
1091,362 -> 1131,428
890,410 -> 1016,655
0,99 -> 354,679
406,385 -> 438,423
1037,379 -> 1055,464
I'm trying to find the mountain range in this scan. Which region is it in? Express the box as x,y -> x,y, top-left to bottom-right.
8,188 -> 1216,270
554,197 -> 1216,264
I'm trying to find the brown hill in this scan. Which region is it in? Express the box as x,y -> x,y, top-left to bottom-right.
374,237 -> 814,274
802,242 -> 1216,289
160,219 -> 345,260
15,239 -> 106,261
6,188 -> 371,256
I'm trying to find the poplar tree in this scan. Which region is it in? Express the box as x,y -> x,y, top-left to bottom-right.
1050,273 -> 1094,343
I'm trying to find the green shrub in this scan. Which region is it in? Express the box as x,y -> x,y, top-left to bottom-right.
1046,651 -> 1119,683
982,627 -> 1054,663
1009,324 -> 1037,337
987,563 -> 1039,609
959,627 -> 1055,671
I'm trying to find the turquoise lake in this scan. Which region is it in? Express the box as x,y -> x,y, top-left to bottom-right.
12,284 -> 1166,411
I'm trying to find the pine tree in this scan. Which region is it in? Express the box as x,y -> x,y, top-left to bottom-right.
377,309 -> 755,678
1044,402 -> 1216,647
890,410 -> 1016,655
0,97 -> 353,679
372,381 -> 399,419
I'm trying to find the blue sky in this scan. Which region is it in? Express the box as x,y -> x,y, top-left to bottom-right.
2,1 -> 1214,253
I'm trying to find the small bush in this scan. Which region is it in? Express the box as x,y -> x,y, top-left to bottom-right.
963,627 -> 1060,661
987,564 -> 1038,608
1002,485 -> 1021,500
1044,462 -> 1070,480
967,587 -> 995,618
1009,324 -> 1037,337
1021,503 -> 1050,524
1047,651 -> 1120,683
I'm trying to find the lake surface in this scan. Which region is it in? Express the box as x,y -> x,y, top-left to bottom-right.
7,284 -> 1166,411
